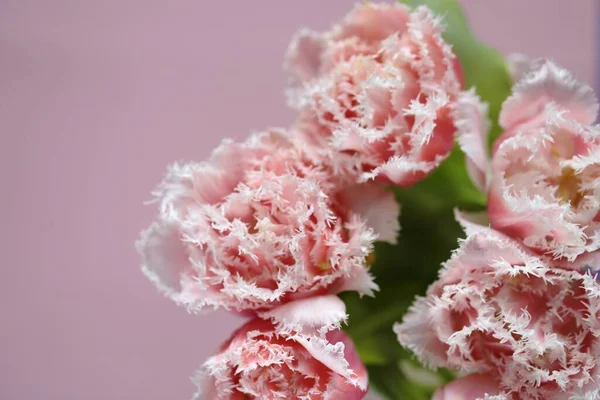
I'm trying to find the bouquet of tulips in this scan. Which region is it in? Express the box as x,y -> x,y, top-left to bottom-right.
137,1 -> 600,399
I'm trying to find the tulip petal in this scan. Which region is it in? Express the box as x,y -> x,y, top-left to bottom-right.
340,183 -> 401,244
136,221 -> 190,299
258,295 -> 347,336
432,374 -> 504,400
454,209 -> 490,236
453,88 -> 491,191
499,60 -> 599,131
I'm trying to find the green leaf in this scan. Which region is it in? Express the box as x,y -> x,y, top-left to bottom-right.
393,147 -> 486,214
341,190 -> 467,353
341,191 -> 468,398
367,363 -> 442,400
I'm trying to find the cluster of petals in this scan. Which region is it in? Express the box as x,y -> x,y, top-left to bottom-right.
285,2 -> 465,186
137,129 -> 400,313
458,59 -> 600,262
133,2 -> 551,399
195,296 -> 368,400
395,228 -> 600,399
396,59 -> 600,399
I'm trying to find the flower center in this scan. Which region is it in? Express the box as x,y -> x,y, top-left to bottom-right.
555,167 -> 585,208
316,261 -> 331,272
366,251 -> 376,267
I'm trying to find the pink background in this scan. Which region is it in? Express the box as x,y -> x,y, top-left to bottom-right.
1,1 -> 597,399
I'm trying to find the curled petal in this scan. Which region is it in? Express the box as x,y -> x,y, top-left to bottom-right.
339,182 -> 401,244
332,2 -> 411,43
195,317 -> 368,399
393,296 -> 449,370
332,265 -> 379,298
257,297 -> 366,391
136,221 -> 191,300
499,60 -> 599,132
324,329 -> 369,395
284,29 -> 326,108
258,295 -> 347,336
294,330 -> 364,390
453,88 -> 491,191
285,29 -> 325,84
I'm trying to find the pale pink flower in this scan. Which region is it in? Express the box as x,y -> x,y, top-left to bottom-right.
395,229 -> 600,400
194,295 -> 368,400
456,60 -> 600,261
489,105 -> 600,262
432,374 -> 504,400
137,130 -> 400,313
285,4 -> 464,186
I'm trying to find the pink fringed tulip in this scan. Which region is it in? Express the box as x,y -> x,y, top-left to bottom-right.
489,108 -> 600,262
395,229 -> 600,400
487,61 -> 600,261
137,130 -> 400,313
194,296 -> 368,400
285,4 -> 464,186
432,374 -> 503,400
456,60 -> 600,262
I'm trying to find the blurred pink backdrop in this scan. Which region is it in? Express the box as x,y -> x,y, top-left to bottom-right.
0,1 -> 596,399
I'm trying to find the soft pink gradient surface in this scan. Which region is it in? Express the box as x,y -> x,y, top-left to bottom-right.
0,1 -> 596,399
